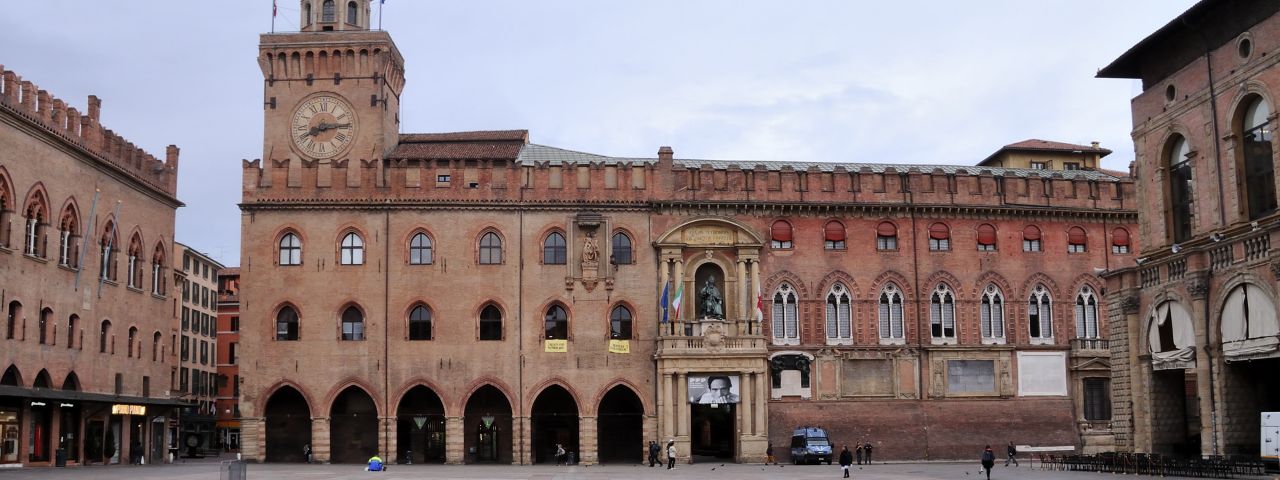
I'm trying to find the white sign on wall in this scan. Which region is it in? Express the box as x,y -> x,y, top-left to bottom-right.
1017,351 -> 1067,396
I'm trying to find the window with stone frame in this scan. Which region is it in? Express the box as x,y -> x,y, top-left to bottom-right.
409,232 -> 433,265
979,284 -> 1005,343
771,283 -> 799,345
825,283 -> 852,343
275,306 -> 299,341
340,232 -> 364,265
1075,286 -> 1100,339
611,231 -> 633,265
479,232 -> 503,265
878,283 -> 905,343
542,231 -> 567,265
544,305 -> 568,340
278,232 -> 301,266
1083,377 -> 1111,421
1027,284 -> 1053,343
930,283 -> 957,341
408,305 -> 432,340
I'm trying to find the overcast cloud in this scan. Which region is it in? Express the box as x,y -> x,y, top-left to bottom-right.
0,1 -> 1196,266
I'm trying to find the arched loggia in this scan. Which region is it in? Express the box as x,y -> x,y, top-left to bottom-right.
597,385 -> 644,463
329,386 -> 378,463
395,385 -> 445,464
264,386 -> 311,462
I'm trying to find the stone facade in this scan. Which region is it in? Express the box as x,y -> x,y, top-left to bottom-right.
0,64 -> 183,467
1099,0 -> 1280,459
237,0 -> 1138,465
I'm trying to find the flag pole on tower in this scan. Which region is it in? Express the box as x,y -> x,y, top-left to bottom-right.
378,0 -> 385,30
271,0 -> 277,33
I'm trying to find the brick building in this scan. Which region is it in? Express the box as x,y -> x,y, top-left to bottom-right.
175,244 -> 223,453
0,66 -> 184,466
215,267 -> 241,453
238,0 -> 1138,465
1099,0 -> 1280,459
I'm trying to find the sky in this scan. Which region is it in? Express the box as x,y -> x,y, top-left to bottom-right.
0,0 -> 1198,266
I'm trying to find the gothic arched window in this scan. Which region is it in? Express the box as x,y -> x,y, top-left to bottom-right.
771,283 -> 799,345
825,283 -> 852,343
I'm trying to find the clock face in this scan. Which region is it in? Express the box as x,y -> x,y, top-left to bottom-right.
291,94 -> 356,159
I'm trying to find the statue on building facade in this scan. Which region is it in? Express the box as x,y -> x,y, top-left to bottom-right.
699,275 -> 725,319
581,231 -> 600,264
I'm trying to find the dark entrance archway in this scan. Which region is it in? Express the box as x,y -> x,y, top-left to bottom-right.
1150,369 -> 1199,458
531,385 -> 579,464
597,385 -> 643,464
330,386 -> 378,464
1220,357 -> 1280,455
264,386 -> 311,462
463,385 -> 512,464
395,385 -> 445,464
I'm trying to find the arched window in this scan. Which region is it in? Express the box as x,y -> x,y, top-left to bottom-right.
303,2 -> 312,25
979,284 -> 1005,342
544,305 -> 568,340
4,301 -> 17,340
770,220 -> 793,249
408,305 -> 432,340
878,283 -> 905,343
771,283 -> 799,345
1221,283 -> 1280,349
611,231 -> 633,265
58,207 -> 78,267
275,306 -> 299,341
38,308 -> 51,345
930,284 -> 956,341
67,314 -> 78,349
824,221 -> 846,250
1076,286 -> 1100,339
340,232 -> 364,265
1240,96 -> 1276,219
1067,227 -> 1088,253
976,224 -> 997,251
928,223 -> 950,251
99,222 -> 117,281
127,234 -> 142,288
1167,135 -> 1193,242
825,283 -> 852,343
279,232 -> 301,266
610,305 -> 633,340
479,232 -> 502,264
1022,225 -> 1042,252
321,0 -> 336,22
345,1 -> 358,25
22,194 -> 46,258
127,326 -> 137,358
1111,228 -> 1131,254
151,243 -> 166,296
152,332 -> 162,361
1028,284 -> 1053,342
876,221 -> 898,250
479,305 -> 502,340
542,232 -> 566,265
341,306 -> 364,341
409,232 -> 433,265
99,320 -> 111,353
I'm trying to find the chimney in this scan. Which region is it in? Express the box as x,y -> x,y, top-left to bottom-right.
1090,141 -> 1100,149
658,146 -> 674,161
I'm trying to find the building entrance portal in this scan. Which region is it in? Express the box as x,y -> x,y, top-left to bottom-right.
531,386 -> 579,464
395,386 -> 445,464
597,386 -> 643,464
1220,357 -> 1280,455
264,386 -> 311,463
329,387 -> 378,464
464,385 -> 512,464
1151,369 -> 1199,458
690,403 -> 735,460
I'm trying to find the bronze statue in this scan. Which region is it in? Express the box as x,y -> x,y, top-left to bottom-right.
699,275 -> 724,319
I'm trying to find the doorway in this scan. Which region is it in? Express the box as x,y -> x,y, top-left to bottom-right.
690,403 -> 735,460
395,385 -> 446,463
1151,369 -> 1199,457
264,386 -> 311,462
531,385 -> 579,464
329,387 -> 378,464
463,385 -> 512,464
597,386 -> 643,463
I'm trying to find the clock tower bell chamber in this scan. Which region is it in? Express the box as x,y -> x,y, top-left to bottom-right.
258,0 -> 403,164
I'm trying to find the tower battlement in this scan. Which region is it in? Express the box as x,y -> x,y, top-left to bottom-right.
0,66 -> 179,197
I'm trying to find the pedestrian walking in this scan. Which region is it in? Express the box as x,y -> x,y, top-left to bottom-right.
666,440 -> 676,470
980,445 -> 996,480
649,441 -> 659,467
303,443 -> 312,464
1004,441 -> 1018,467
838,445 -> 853,478
854,442 -> 863,465
555,443 -> 566,465
766,441 -> 775,465
863,441 -> 873,464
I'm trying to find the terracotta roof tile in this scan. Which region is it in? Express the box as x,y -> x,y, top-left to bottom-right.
1001,139 -> 1112,154
390,130 -> 528,160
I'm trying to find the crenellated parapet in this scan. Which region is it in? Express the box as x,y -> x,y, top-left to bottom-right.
241,135 -> 1135,218
258,31 -> 406,97
0,65 -> 179,198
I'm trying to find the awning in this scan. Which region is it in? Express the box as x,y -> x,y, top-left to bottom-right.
216,420 -> 242,428
0,385 -> 193,408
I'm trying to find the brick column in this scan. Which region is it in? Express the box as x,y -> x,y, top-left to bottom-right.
380,416 -> 395,462
444,416 -> 464,465
517,415 -> 531,465
311,416 -> 330,463
1188,277 -> 1217,456
579,415 -> 597,465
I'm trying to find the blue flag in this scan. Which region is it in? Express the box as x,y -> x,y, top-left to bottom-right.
660,281 -> 670,323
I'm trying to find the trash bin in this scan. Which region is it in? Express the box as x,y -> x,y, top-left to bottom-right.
219,460 -> 247,480
567,451 -> 576,465
55,448 -> 67,467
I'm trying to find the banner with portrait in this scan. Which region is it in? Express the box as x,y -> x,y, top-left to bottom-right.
687,374 -> 740,404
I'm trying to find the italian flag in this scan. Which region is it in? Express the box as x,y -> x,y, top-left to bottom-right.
671,281 -> 684,321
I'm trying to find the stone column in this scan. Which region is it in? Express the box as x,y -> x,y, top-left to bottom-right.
1187,277 -> 1217,456
241,417 -> 264,462
676,373 -> 688,439
736,258 -> 748,323
380,416 -> 395,462
580,415 -> 597,465
754,371 -> 767,438
311,416 -> 330,463
518,415 -> 531,465
750,260 -> 762,333
444,416 -> 464,465
741,373 -> 753,435
660,373 -> 674,440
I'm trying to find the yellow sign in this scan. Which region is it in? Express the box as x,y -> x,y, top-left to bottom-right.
111,404 -> 146,416
608,340 -> 631,354
544,339 -> 568,353
684,227 -> 735,245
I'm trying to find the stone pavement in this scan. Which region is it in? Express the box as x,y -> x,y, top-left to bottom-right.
0,461 -> 1276,480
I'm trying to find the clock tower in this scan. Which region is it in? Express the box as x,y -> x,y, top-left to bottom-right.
258,0 -> 403,167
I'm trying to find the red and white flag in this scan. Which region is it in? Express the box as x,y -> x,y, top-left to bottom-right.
755,279 -> 764,322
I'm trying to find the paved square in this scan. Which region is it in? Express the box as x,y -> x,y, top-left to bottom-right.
0,461 -> 1273,480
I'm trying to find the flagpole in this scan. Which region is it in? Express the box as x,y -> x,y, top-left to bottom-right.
271,0 -> 276,33
378,0 -> 383,30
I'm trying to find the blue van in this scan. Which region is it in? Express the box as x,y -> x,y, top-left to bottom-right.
789,427 -> 832,464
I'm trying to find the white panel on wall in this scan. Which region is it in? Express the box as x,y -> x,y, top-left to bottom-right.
1017,351 -> 1068,396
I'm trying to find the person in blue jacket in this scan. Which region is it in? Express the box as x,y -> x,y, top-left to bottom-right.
366,455 -> 384,472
